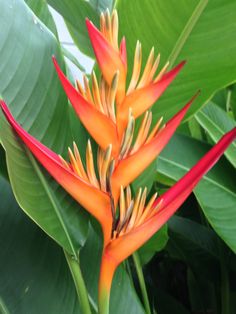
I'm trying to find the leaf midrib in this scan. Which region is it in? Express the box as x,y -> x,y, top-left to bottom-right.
196,109 -> 236,149
25,148 -> 77,256
168,0 -> 208,67
158,155 -> 236,198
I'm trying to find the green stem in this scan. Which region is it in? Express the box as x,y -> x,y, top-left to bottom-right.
132,252 -> 151,314
98,287 -> 110,314
64,250 -> 92,314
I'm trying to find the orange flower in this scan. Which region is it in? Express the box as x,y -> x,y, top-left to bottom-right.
99,127 -> 236,303
1,98 -> 235,312
53,10 -> 185,150
1,9 -> 236,314
0,91 -> 194,244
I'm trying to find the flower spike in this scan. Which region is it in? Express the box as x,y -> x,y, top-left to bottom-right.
86,14 -> 127,105
104,127 -> 236,265
112,92 -> 199,201
98,127 -> 236,304
0,100 -> 113,242
52,57 -> 119,155
117,61 -> 186,136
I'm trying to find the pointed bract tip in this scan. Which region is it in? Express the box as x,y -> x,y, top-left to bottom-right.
85,17 -> 90,27
86,18 -> 95,32
52,57 -> 65,80
52,55 -> 59,69
168,60 -> 186,74
180,90 -> 201,113
175,60 -> 186,70
190,89 -> 201,102
0,99 -> 11,117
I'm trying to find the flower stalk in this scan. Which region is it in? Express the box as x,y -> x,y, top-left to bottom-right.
64,251 -> 92,314
132,252 -> 151,314
98,252 -> 117,314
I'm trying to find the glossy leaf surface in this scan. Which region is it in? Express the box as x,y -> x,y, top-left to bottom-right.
196,102 -> 236,167
47,0 -> 113,57
0,0 -> 88,253
157,134 -> 236,252
117,0 -> 236,121
0,175 -> 81,314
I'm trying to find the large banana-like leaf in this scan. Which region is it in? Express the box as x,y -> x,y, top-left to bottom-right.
25,0 -> 58,35
117,0 -> 236,122
167,216 -> 220,282
47,0 -> 113,58
195,102 -> 236,167
156,134 -> 236,252
0,175 -> 81,314
138,225 -> 168,266
0,0 -> 88,254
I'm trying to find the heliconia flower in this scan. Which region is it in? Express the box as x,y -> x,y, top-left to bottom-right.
111,93 -> 198,201
0,94 -> 194,240
86,10 -> 184,110
53,55 -> 185,154
54,10 -> 185,150
1,9 -> 235,314
116,60 -> 185,137
2,98 -> 236,313
0,89 -> 197,206
98,127 -> 236,313
85,9 -> 186,137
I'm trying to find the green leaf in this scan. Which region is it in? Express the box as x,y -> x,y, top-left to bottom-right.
0,175 -> 81,314
195,102 -> 236,167
1,114 -> 88,254
62,46 -> 86,72
25,1 -> 87,72
187,268 -> 218,313
47,0 -> 113,58
0,0 -> 88,254
156,134 -> 236,252
168,216 -> 219,260
167,216 -> 221,283
138,225 -> 168,265
211,88 -> 228,111
25,0 -> 58,36
153,289 -> 191,314
80,224 -> 145,314
0,145 -> 8,180
132,160 -> 156,194
188,117 -> 204,141
117,0 -> 236,121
